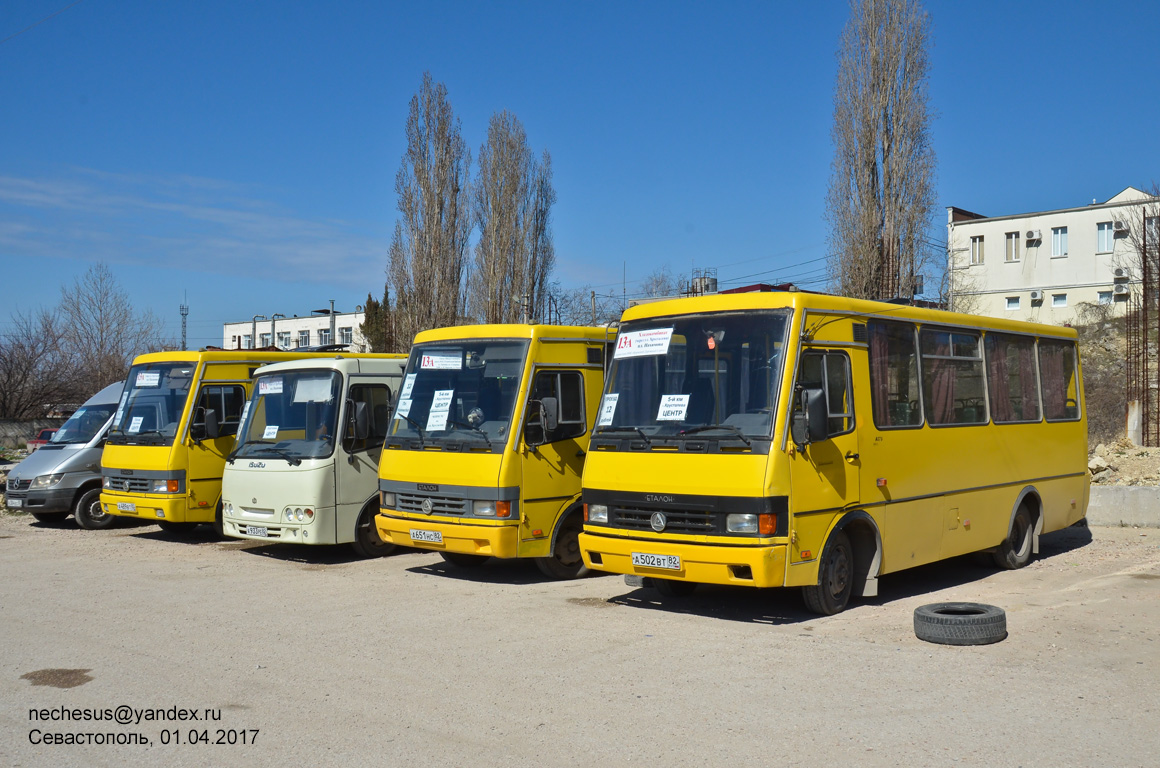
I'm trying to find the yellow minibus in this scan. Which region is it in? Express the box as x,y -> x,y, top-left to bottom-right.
100,349 -> 377,534
375,324 -> 612,578
578,289 -> 1088,613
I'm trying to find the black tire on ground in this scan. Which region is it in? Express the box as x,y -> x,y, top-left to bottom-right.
534,515 -> 589,580
992,503 -> 1034,570
30,511 -> 69,524
914,602 -> 1008,645
439,551 -> 489,568
351,505 -> 395,558
74,488 -> 115,530
212,503 -> 225,539
157,521 -> 200,534
802,528 -> 854,615
654,578 -> 697,597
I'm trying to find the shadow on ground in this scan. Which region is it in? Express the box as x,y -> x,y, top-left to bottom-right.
599,525 -> 1095,625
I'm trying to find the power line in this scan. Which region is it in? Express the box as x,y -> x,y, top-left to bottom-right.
0,0 -> 87,46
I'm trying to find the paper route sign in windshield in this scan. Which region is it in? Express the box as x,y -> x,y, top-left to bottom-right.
614,328 -> 674,359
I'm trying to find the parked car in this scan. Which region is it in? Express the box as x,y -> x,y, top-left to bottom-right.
5,382 -> 124,527
27,428 -> 57,452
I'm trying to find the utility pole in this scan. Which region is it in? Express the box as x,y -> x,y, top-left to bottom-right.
329,299 -> 336,345
179,293 -> 189,350
591,291 -> 596,325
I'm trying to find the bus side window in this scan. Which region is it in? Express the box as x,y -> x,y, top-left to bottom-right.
530,371 -> 586,443
868,321 -> 923,428
347,384 -> 392,453
193,385 -> 246,436
796,352 -> 853,437
1038,339 -> 1080,421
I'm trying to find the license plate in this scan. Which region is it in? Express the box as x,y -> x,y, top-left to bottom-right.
410,529 -> 443,544
245,526 -> 268,537
8,498 -> 22,508
632,552 -> 681,570
116,502 -> 136,512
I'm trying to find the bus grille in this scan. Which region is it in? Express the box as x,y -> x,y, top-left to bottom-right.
613,506 -> 716,534
105,474 -> 151,493
397,493 -> 468,515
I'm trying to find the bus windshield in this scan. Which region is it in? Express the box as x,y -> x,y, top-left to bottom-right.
234,371 -> 343,462
596,311 -> 790,443
388,340 -> 529,451
108,362 -> 196,446
51,404 -> 116,445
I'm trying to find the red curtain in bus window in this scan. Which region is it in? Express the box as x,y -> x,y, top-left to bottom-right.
869,323 -> 890,425
1040,342 -> 1067,419
1018,342 -> 1039,419
928,339 -> 955,424
987,335 -> 1015,422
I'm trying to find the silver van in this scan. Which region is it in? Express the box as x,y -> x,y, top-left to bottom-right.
4,381 -> 125,529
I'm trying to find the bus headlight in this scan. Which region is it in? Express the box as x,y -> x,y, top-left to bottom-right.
473,500 -> 496,516
31,473 -> 64,489
152,479 -> 180,493
587,504 -> 609,524
726,514 -> 758,533
380,491 -> 396,509
102,476 -> 111,489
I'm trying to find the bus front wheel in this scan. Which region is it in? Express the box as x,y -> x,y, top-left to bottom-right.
993,504 -> 1033,570
535,515 -> 589,580
802,529 -> 853,616
351,505 -> 395,558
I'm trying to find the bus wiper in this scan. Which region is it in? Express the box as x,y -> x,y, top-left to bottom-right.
447,420 -> 491,447
678,424 -> 752,447
596,426 -> 652,446
394,413 -> 426,446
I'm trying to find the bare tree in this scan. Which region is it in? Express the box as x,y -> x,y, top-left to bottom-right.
387,73 -> 473,350
471,111 -> 556,324
0,309 -> 76,419
826,0 -> 937,300
639,265 -> 683,298
57,263 -> 167,391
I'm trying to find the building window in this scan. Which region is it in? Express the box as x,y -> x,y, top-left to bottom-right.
1051,226 -> 1068,257
1098,291 -> 1113,305
1147,216 -> 1159,245
1097,222 -> 1114,253
1005,232 -> 1020,262
339,326 -> 353,345
318,329 -> 332,345
276,331 -> 292,349
259,333 -> 272,347
1006,297 -> 1020,311
970,236 -> 984,265
1052,293 -> 1067,308
242,334 -> 253,349
298,330 -> 310,348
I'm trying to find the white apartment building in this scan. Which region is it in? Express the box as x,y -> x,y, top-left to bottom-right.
222,311 -> 369,351
947,186 -> 1158,324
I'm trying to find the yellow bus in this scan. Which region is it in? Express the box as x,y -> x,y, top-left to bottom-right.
100,349 -> 379,535
578,289 -> 1088,614
375,324 -> 613,579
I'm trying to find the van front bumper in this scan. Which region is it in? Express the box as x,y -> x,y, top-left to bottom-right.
7,488 -> 73,514
376,511 -> 520,558
100,493 -> 194,523
578,530 -> 787,588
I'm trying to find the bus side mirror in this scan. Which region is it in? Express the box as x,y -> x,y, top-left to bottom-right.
541,397 -> 559,431
204,409 -> 221,439
349,400 -> 370,441
792,388 -> 828,447
524,401 -> 547,449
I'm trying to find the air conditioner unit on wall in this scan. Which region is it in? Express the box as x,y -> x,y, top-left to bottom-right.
1026,229 -> 1042,241
1113,220 -> 1129,232
1029,290 -> 1044,301
1114,284 -> 1131,296
1114,267 -> 1131,280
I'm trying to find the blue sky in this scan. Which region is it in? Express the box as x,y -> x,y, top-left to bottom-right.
2,0 -> 1158,347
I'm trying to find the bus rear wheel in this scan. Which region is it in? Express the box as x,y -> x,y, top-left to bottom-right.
993,503 -> 1033,570
351,505 -> 395,558
802,529 -> 853,616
